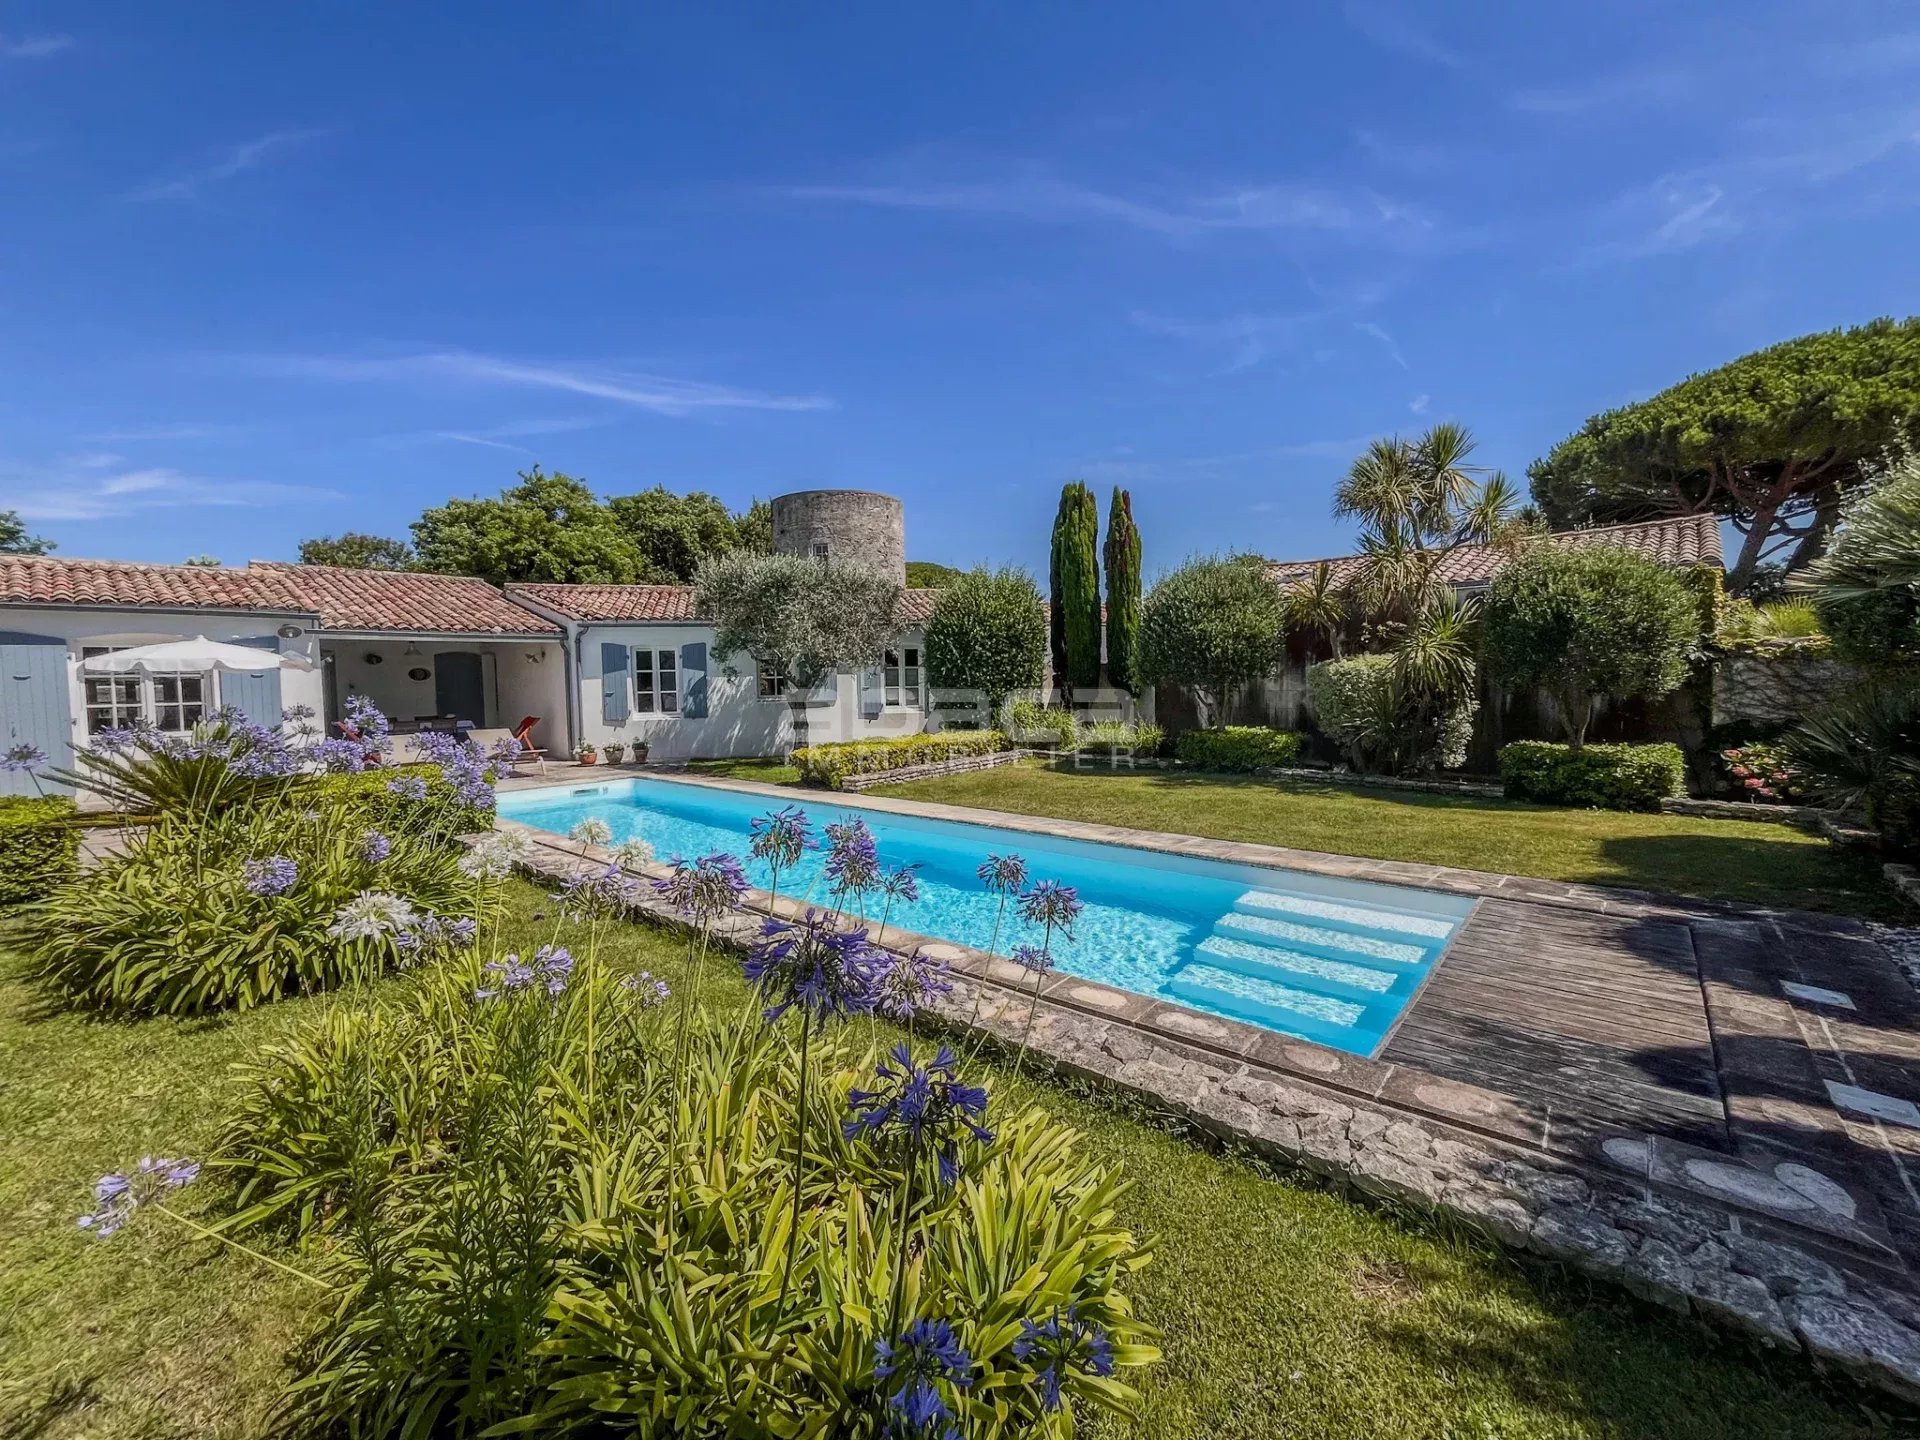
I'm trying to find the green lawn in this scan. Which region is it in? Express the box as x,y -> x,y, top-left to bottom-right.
683,756 -> 802,786
867,762 -> 1892,918
0,881 -> 1895,1439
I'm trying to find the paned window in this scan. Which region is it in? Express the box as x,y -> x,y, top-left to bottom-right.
633,648 -> 680,715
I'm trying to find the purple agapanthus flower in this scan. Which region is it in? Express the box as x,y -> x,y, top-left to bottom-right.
242,856 -> 299,897
823,817 -> 880,897
474,944 -> 574,1001
313,737 -> 373,773
77,1155 -> 201,1240
557,862 -> 642,919
1010,943 -> 1053,976
874,1317 -> 972,1440
873,945 -> 953,1022
976,852 -> 1028,895
879,864 -> 922,905
360,830 -> 392,864
1018,880 -> 1083,938
90,724 -> 139,755
742,910 -> 885,1024
1013,1304 -> 1115,1413
652,852 -> 748,924
620,970 -> 671,1006
845,1042 -> 993,1185
749,804 -> 813,872
385,774 -> 429,802
0,742 -> 47,772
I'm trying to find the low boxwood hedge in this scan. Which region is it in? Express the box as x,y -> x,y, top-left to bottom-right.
1174,726 -> 1303,773
793,731 -> 1009,789
1498,741 -> 1686,812
0,795 -> 80,906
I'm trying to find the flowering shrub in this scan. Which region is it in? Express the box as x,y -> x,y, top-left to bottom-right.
216,951 -> 1158,1436
793,731 -> 1009,789
29,785 -> 487,1014
1719,741 -> 1810,804
0,795 -> 79,906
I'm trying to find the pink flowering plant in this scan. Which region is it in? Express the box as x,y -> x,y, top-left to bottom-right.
1720,741 -> 1810,804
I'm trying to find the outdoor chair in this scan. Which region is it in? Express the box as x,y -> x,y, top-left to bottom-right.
511,716 -> 554,776
469,726 -> 548,778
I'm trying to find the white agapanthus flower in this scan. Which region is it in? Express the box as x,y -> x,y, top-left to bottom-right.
326,891 -> 420,942
611,837 -> 655,869
458,828 -> 535,880
569,817 -> 614,847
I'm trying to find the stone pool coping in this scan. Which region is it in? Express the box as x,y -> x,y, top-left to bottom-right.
489,796 -> 1920,1404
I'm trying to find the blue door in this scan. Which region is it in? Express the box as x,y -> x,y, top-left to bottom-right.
0,635 -> 72,797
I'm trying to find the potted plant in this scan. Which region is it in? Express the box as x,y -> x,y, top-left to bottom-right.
576,742 -> 599,766
603,740 -> 626,764
630,739 -> 650,765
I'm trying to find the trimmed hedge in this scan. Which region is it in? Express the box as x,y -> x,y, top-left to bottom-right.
295,765 -> 496,836
0,796 -> 80,906
1175,726 -> 1303,773
793,731 -> 1009,789
1498,741 -> 1686,812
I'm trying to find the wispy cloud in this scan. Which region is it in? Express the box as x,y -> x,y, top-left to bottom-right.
436,432 -> 535,455
0,33 -> 72,59
1342,1 -> 1466,69
1128,310 -> 1311,374
228,350 -> 833,417
126,128 -> 326,202
777,164 -> 1441,250
1355,321 -> 1408,369
1408,393 -> 1430,414
4,464 -> 339,522
1510,66 -> 1692,115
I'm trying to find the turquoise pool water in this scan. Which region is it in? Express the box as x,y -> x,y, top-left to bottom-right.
498,776 -> 1474,1058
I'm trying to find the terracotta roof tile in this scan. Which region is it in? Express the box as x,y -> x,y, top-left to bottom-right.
251,563 -> 560,635
0,554 -> 314,614
510,582 -> 944,626
1266,513 -> 1724,590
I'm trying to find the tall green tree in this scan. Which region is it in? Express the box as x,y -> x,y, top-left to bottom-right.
1103,487 -> 1142,695
606,487 -> 746,582
695,550 -> 901,752
905,560 -> 966,588
297,533 -> 415,569
1050,481 -> 1101,694
923,566 -> 1047,725
411,468 -> 646,585
1483,542 -> 1698,748
1137,555 -> 1286,728
734,498 -> 774,554
1529,318 -> 1920,593
0,509 -> 53,555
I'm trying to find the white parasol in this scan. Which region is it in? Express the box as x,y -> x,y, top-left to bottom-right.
80,636 -> 314,674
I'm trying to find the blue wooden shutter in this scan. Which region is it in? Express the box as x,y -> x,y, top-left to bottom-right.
0,635 -> 71,797
859,665 -> 883,719
679,641 -> 708,719
601,643 -> 631,724
222,637 -> 283,725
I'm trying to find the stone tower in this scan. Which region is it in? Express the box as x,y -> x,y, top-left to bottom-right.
770,489 -> 906,585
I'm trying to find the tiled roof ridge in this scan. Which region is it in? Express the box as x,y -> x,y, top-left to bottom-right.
1267,511 -> 1720,573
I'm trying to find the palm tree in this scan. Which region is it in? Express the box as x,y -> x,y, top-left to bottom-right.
1334,423 -> 1519,626
1280,561 -> 1348,661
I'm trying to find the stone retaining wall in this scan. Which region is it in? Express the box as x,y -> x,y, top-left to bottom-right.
492,822 -> 1920,1404
837,748 -> 1022,791
1661,796 -> 1829,828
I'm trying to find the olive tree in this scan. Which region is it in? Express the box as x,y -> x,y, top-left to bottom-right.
923,567 -> 1047,727
695,551 -> 902,753
1137,555 -> 1286,729
1483,542 -> 1699,748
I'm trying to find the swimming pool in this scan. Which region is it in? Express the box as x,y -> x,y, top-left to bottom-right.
498,776 -> 1474,1058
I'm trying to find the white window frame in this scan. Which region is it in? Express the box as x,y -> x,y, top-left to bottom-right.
756,664 -> 790,701
883,646 -> 922,709
632,647 -> 680,716
81,645 -> 210,735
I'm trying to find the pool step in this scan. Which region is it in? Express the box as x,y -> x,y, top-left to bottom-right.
1165,963 -> 1385,1051
1212,911 -> 1428,968
1193,935 -> 1411,1007
1233,887 -> 1455,945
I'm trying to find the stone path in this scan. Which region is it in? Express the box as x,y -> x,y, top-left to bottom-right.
489,771 -> 1920,1402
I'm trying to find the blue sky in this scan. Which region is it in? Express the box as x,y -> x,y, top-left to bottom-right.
3,3 -> 1917,578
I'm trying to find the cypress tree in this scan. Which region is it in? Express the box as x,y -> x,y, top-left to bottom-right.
1048,489 -> 1069,690
1051,481 -> 1102,692
1103,486 -> 1142,695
